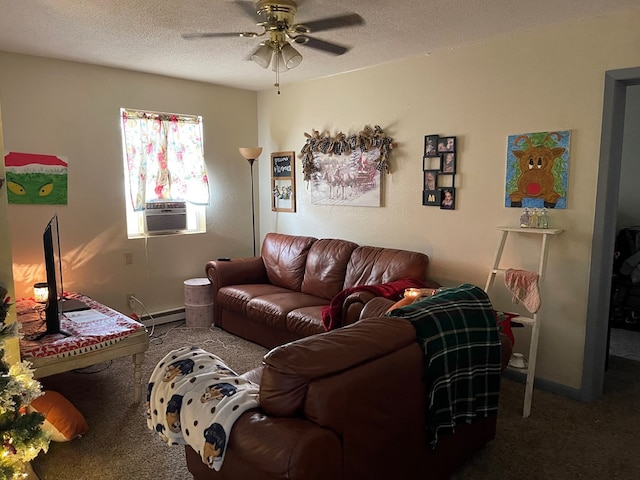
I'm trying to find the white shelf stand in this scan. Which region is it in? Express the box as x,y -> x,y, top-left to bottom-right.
485,226 -> 563,418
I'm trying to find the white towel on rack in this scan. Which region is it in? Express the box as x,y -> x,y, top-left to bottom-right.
504,269 -> 541,313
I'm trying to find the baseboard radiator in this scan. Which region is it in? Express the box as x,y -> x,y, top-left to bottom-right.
141,307 -> 186,327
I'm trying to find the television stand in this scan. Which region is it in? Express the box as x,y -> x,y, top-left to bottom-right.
17,294 -> 149,403
25,327 -> 72,342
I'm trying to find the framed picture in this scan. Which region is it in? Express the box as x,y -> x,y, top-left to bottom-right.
271,151 -> 296,212
423,189 -> 440,206
272,178 -> 295,212
437,136 -> 456,153
424,170 -> 438,191
440,187 -> 456,210
423,156 -> 440,170
441,152 -> 456,173
424,135 -> 439,157
310,148 -> 381,207
505,130 -> 570,208
271,151 -> 294,178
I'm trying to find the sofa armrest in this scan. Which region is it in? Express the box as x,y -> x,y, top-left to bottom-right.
359,296 -> 396,319
340,290 -> 378,326
342,280 -> 443,326
205,257 -> 268,289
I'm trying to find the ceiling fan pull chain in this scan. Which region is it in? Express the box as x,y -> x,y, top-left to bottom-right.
274,50 -> 281,94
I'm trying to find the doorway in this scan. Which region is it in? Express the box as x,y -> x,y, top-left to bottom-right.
583,67 -> 640,402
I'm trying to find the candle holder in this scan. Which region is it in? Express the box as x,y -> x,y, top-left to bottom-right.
404,288 -> 438,302
33,282 -> 49,304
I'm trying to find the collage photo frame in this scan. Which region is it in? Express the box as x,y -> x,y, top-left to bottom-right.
422,134 -> 457,210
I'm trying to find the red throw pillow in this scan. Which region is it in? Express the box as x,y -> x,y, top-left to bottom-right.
493,310 -> 518,346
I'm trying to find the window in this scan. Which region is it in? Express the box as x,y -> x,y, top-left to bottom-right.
120,108 -> 209,238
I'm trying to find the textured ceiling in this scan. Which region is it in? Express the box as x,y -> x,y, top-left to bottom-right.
1,0 -> 639,92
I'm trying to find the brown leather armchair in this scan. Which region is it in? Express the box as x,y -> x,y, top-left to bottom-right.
185,315 -> 506,480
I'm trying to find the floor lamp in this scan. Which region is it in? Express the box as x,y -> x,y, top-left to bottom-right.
239,147 -> 263,257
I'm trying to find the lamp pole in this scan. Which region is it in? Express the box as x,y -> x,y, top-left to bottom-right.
249,158 -> 256,257
238,147 -> 262,257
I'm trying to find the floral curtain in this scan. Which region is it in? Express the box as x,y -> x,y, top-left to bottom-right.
121,109 -> 209,211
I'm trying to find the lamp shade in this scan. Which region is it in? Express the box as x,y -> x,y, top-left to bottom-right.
271,51 -> 284,72
239,147 -> 263,160
251,44 -> 273,69
33,282 -> 49,303
281,43 -> 302,69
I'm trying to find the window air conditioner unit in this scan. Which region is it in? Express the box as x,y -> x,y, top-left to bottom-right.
144,201 -> 187,234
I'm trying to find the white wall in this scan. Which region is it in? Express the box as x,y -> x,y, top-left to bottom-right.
257,11 -> 640,390
0,99 -> 19,364
3,9 -> 639,392
0,53 -> 258,315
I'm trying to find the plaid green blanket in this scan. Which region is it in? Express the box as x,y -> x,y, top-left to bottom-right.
386,284 -> 502,447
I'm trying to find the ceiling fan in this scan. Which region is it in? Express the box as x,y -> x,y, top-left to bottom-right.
182,0 -> 365,93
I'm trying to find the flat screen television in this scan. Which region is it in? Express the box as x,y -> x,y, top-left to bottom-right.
34,214 -> 88,340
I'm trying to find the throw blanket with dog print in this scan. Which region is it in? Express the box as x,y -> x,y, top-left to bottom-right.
147,346 -> 259,471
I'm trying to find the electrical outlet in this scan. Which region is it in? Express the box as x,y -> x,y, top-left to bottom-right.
127,294 -> 136,310
124,252 -> 133,265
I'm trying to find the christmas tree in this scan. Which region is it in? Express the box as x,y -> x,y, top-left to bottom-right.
0,286 -> 50,479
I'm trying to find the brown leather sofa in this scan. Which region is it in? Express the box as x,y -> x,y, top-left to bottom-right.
185,315 -> 511,480
205,232 -> 438,349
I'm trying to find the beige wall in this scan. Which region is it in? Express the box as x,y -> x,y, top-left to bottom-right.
2,9 -> 639,391
256,11 -> 640,390
0,53 -> 258,315
0,99 -> 19,364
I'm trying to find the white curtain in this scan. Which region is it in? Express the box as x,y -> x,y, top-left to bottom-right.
121,109 -> 209,211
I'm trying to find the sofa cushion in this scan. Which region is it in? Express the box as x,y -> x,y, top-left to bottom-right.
261,233 -> 317,291
344,246 -> 429,288
285,306 -> 326,337
246,292 -> 327,330
217,284 -> 292,315
301,238 -> 359,300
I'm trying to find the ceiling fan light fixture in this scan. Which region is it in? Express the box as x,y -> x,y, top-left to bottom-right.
251,44 -> 273,68
271,50 -> 284,72
281,43 -> 302,69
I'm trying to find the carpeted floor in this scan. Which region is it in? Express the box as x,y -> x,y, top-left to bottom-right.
30,321 -> 640,480
610,326 -> 640,362
454,353 -> 640,479
31,322 -> 268,480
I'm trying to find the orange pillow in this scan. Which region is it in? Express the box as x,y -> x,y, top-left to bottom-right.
28,390 -> 89,442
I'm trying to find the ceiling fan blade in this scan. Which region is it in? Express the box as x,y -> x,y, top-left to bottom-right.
182,32 -> 258,39
293,35 -> 349,55
233,0 -> 260,20
296,13 -> 364,33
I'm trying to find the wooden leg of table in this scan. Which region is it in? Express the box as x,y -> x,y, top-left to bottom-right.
133,352 -> 144,403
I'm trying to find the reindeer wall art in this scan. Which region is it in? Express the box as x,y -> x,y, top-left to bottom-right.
301,125 -> 393,208
310,147 -> 382,207
505,130 -> 570,209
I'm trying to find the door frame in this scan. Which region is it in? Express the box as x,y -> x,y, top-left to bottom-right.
583,67 -> 640,401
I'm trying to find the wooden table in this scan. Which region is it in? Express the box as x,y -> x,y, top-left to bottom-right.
17,294 -> 149,403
